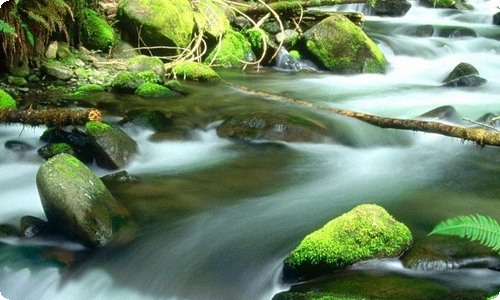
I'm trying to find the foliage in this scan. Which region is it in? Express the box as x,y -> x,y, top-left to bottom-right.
429,214 -> 500,253
80,8 -> 115,52
0,0 -> 99,70
0,89 -> 17,109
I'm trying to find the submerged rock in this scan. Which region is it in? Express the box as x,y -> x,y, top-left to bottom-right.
298,15 -> 387,73
442,62 -> 487,87
373,0 -> 412,17
119,109 -> 172,132
85,121 -> 138,170
416,105 -> 464,124
20,215 -> 49,238
36,153 -> 135,248
216,111 -> 334,143
282,204 -> 412,282
401,235 -> 500,270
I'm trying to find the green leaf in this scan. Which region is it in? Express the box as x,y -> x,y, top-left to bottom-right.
21,23 -> 34,47
429,214 -> 500,252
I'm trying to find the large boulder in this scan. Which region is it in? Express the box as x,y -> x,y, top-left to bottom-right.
282,204 -> 412,281
36,154 -> 135,248
205,29 -> 255,68
442,62 -> 487,87
127,55 -> 165,79
80,8 -> 115,52
118,0 -> 195,54
85,121 -> 138,169
298,15 -> 387,73
373,0 -> 412,17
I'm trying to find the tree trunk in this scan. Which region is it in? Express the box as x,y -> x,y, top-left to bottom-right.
0,108 -> 102,127
229,82 -> 500,147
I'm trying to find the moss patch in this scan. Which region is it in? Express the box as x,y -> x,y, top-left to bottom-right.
172,61 -> 220,82
283,204 -> 412,281
135,82 -> 179,98
85,121 -> 112,134
81,8 -> 115,52
206,29 -> 255,68
0,89 -> 17,109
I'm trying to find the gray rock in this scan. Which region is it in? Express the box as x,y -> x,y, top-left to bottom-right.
20,215 -> 48,238
373,0 -> 412,17
85,122 -> 138,169
127,55 -> 165,79
494,12 -> 500,25
45,41 -> 58,59
442,62 -> 486,87
41,60 -> 74,80
36,153 -> 134,247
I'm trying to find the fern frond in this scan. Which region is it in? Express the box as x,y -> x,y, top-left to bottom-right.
26,10 -> 51,30
0,20 -> 17,36
429,214 -> 500,252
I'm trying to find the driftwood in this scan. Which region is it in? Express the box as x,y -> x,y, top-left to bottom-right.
229,82 -> 500,147
0,108 -> 102,127
242,0 -> 368,17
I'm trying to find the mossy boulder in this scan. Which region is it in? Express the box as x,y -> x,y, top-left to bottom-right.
171,61 -> 220,82
192,0 -> 230,38
118,0 -> 195,54
85,121 -> 138,169
36,153 -> 135,248
118,109 -> 172,131
216,111 -> 334,143
298,15 -> 387,73
206,29 -> 255,68
135,82 -> 180,98
111,70 -> 158,92
0,89 -> 17,109
41,60 -> 74,80
81,8 -> 115,52
38,142 -> 77,160
442,62 -> 487,87
283,204 -> 412,281
127,55 -> 165,79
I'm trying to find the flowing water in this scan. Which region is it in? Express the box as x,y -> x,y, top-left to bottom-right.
1,1 -> 500,299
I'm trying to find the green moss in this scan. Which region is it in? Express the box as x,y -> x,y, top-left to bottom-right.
244,27 -> 268,52
289,50 -> 302,60
172,61 -> 220,82
81,8 -> 115,52
135,82 -> 179,98
0,89 -> 17,109
77,84 -> 105,93
284,204 -> 412,280
85,121 -> 112,134
111,71 -> 143,92
432,0 -> 456,7
206,29 -> 255,68
137,70 -> 160,84
128,55 -> 165,78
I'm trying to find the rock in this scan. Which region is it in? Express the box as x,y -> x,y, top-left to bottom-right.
127,55 -> 165,79
416,105 -> 464,124
171,61 -> 220,82
216,111 -> 333,143
9,61 -> 30,77
111,71 -> 153,92
494,12 -> 500,26
45,41 -> 58,59
7,75 -> 28,87
0,224 -> 20,237
5,140 -> 33,152
135,83 -> 180,98
20,216 -> 49,238
85,121 -> 138,169
41,60 -> 74,80
373,0 -> 412,17
118,0 -> 195,55
192,0 -> 230,38
440,27 -> 476,38
56,42 -> 72,59
101,170 -> 140,184
282,204 -> 412,281
38,142 -> 77,160
39,128 -> 94,163
119,109 -> 172,132
401,235 -> 500,270
298,15 -> 387,73
0,89 -> 17,109
442,62 -> 487,87
205,29 -> 255,68
36,153 -> 135,247
80,8 -> 115,52
273,271 -> 487,300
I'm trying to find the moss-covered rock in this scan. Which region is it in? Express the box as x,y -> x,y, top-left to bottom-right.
41,60 -> 74,80
8,75 -> 28,87
85,121 -> 138,169
77,84 -> 105,93
171,61 -> 220,82
81,8 -> 115,52
298,15 -> 387,73
127,55 -> 165,79
111,71 -> 146,92
38,142 -> 77,160
216,111 -> 334,143
206,29 -> 255,68
36,153 -> 135,247
283,204 -> 412,281
0,89 -> 17,109
118,0 -> 195,54
119,109 -> 172,131
192,0 -> 230,38
135,82 -> 180,98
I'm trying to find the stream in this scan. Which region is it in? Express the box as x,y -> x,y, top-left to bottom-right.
0,1 -> 499,299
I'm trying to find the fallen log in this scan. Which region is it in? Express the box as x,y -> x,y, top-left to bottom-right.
0,108 -> 102,127
241,0 -> 369,17
228,82 -> 500,147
